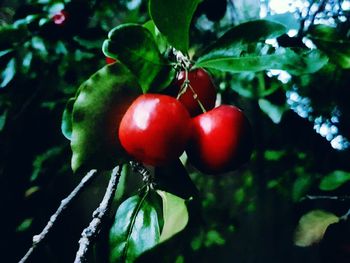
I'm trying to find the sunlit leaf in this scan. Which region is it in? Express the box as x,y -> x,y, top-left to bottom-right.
195,20 -> 327,74
143,20 -> 168,54
102,24 -> 174,93
16,218 -> 33,232
319,170 -> 350,191
0,49 -> 13,58
157,190 -> 189,242
149,0 -> 201,52
258,99 -> 287,124
196,48 -> 328,75
70,63 -> 141,172
294,210 -> 339,247
31,36 -> 48,58
109,192 -> 160,263
61,98 -> 75,140
308,25 -> 350,68
199,20 -> 287,57
0,58 -> 16,88
21,51 -> 33,74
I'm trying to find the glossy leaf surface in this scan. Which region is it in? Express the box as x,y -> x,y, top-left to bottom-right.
149,0 -> 201,52
157,190 -> 189,242
109,193 -> 160,263
70,63 -> 141,172
102,24 -> 174,93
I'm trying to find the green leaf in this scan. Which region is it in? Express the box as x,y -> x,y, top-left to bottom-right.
61,98 -> 75,140
70,63 -> 141,173
308,25 -> 350,68
0,24 -> 29,50
155,159 -> 199,199
0,49 -> 13,58
195,20 -> 327,74
102,24 -> 175,93
1,58 -> 16,88
149,0 -> 200,53
16,218 -> 33,232
143,20 -> 168,54
31,146 -> 64,182
109,192 -> 160,263
21,51 -> 33,74
264,150 -> 285,161
294,210 -> 339,247
157,190 -> 189,242
199,20 -> 287,57
319,170 -> 350,191
258,99 -> 287,124
0,110 -> 7,131
31,36 -> 48,58
292,174 -> 312,202
196,47 -> 328,75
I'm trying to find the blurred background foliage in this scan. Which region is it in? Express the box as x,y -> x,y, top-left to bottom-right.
1,0 -> 350,262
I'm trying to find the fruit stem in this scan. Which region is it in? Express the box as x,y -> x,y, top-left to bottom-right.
177,69 -> 207,113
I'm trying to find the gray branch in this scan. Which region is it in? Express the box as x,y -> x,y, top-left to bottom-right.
74,165 -> 122,263
19,169 -> 99,263
302,195 -> 350,201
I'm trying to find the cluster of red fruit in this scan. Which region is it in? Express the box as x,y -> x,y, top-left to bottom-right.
118,68 -> 253,174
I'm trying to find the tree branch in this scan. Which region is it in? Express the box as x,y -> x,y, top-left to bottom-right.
19,169 -> 98,263
301,195 -> 350,201
74,165 -> 122,263
307,0 -> 328,32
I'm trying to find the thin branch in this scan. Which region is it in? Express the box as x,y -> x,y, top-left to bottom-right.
74,165 -> 122,263
307,0 -> 328,32
340,207 -> 350,221
301,195 -> 350,201
19,169 -> 98,263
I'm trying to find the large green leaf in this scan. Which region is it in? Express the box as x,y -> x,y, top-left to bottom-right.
109,192 -> 160,263
61,98 -> 75,140
143,20 -> 168,54
102,24 -> 174,93
157,190 -> 189,242
199,20 -> 287,58
195,20 -> 328,74
149,0 -> 201,53
70,63 -> 141,173
196,47 -> 328,75
308,25 -> 350,68
319,170 -> 350,191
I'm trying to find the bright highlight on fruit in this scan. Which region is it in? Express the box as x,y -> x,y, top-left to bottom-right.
118,94 -> 192,166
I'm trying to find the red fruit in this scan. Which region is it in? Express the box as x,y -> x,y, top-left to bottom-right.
52,10 -> 68,25
106,57 -> 117,64
187,105 -> 252,174
119,94 -> 191,166
175,68 -> 216,117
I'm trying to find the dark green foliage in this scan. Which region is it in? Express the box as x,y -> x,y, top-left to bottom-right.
70,63 -> 141,172
2,1 -> 350,263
